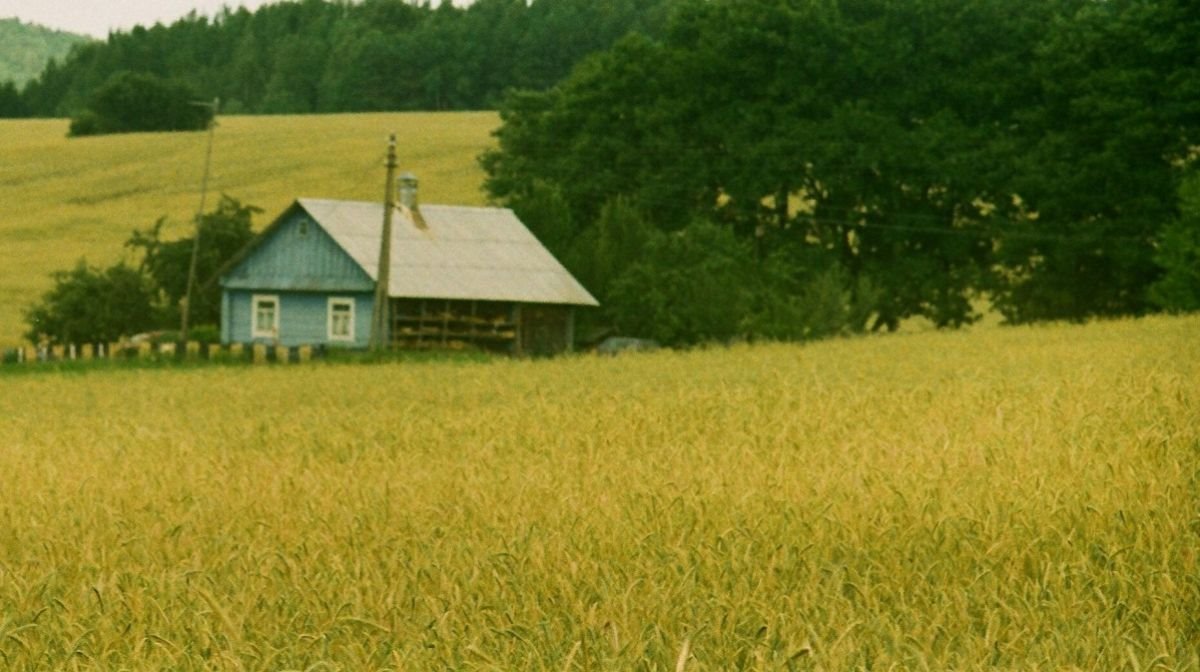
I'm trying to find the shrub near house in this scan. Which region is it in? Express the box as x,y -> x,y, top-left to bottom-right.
23,197 -> 257,346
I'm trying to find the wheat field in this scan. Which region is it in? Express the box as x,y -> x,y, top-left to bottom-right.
0,112 -> 497,343
0,315 -> 1196,670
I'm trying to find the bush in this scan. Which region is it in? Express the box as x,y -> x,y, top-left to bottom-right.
68,71 -> 212,137
67,110 -> 101,136
607,220 -> 756,346
604,219 -> 883,347
746,247 -> 882,340
24,261 -> 160,345
187,325 -> 221,344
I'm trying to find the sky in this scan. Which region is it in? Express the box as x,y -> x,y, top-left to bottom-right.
1,1 -> 299,38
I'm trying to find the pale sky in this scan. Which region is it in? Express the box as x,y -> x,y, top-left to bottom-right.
0,1 -> 478,39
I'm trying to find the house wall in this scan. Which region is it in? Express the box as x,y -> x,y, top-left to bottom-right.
223,210 -> 375,292
222,289 -> 374,347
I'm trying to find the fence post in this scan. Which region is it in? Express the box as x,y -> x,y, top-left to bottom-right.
186,341 -> 200,359
230,343 -> 244,361
81,344 -> 94,360
298,345 -> 312,363
252,343 -> 267,364
24,346 -> 35,364
51,345 -> 64,361
138,342 -> 152,359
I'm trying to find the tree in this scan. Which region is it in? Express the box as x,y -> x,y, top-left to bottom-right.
990,0 -> 1200,322
23,262 -> 159,345
486,0 -> 1200,335
484,0 -> 1030,334
0,80 -> 26,117
261,34 -> 327,113
126,195 -> 259,326
1150,172 -> 1200,312
607,220 -> 755,346
68,70 -> 212,136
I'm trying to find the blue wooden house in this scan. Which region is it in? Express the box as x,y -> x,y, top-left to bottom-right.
218,193 -> 597,355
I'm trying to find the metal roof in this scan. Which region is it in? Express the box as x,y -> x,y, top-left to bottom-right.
298,198 -> 599,306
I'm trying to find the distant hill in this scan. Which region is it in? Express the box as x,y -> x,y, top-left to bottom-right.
0,18 -> 90,85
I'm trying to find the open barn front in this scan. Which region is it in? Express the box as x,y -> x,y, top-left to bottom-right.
389,298 -> 575,355
390,298 -> 515,352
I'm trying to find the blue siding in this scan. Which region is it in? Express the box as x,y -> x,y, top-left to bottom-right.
223,211 -> 374,292
223,290 -> 374,347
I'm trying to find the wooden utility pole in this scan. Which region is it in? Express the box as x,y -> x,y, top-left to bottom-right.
180,97 -> 220,343
369,134 -> 399,351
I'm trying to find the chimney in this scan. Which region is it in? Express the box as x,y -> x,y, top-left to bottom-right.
397,172 -> 426,229
398,172 -> 418,208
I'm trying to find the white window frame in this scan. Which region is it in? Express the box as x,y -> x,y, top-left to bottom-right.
327,297 -> 355,342
251,294 -> 280,339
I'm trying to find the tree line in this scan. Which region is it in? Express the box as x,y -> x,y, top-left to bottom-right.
483,0 -> 1200,344
3,0 -> 674,118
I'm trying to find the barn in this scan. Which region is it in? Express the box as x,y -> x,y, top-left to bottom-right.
218,188 -> 597,355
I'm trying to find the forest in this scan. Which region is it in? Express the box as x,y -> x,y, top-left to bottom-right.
4,0 -> 674,117
482,0 -> 1200,342
9,0 -> 1200,346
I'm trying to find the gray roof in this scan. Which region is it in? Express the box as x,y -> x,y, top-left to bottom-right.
299,198 -> 598,306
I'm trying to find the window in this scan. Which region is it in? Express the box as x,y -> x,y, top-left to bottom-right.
328,297 -> 355,342
251,294 -> 279,338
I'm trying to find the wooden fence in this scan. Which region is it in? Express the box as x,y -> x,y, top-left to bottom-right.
1,342 -> 319,366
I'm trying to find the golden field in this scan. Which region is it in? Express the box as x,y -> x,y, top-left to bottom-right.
0,315 -> 1196,670
0,112 -> 498,343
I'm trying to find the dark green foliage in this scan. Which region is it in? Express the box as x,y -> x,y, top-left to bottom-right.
607,221 -> 755,346
23,262 -> 159,345
18,0 -> 676,117
126,195 -> 259,326
0,80 -> 27,117
990,0 -> 1200,323
68,71 -> 212,136
485,0 -> 1200,343
482,35 -> 706,231
748,247 -> 882,341
1151,173 -> 1200,312
603,220 -> 881,347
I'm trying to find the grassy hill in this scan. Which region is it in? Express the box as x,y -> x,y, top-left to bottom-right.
0,112 -> 498,344
0,18 -> 90,85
